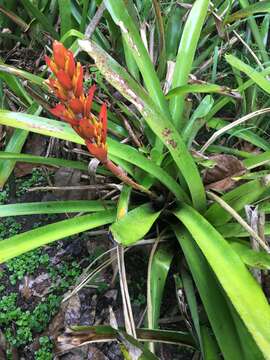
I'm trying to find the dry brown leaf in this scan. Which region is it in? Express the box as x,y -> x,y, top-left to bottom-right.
25,134 -> 47,156
240,142 -> 261,154
65,294 -> 81,326
54,168 -> 85,200
87,346 -> 108,360
56,327 -> 115,354
49,305 -> 66,340
19,276 -> 31,300
19,273 -> 51,299
14,163 -> 38,178
213,13 -> 225,39
14,134 -> 47,177
203,154 -> 246,192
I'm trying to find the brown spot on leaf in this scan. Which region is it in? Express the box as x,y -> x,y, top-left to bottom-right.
168,139 -> 177,148
162,128 -> 172,137
203,154 -> 246,192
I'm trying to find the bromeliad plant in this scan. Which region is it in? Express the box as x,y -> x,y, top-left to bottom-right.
1,0 -> 270,358
45,40 -> 153,197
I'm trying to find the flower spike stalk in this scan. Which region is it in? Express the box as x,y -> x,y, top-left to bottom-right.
45,41 -> 154,197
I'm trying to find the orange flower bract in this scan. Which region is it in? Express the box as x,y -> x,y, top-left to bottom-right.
46,40 -> 108,162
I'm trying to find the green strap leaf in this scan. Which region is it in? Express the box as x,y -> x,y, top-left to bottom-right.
165,5 -> 184,61
0,104 -> 41,189
104,0 -> 169,117
229,239 -> 270,270
108,141 -> 188,201
0,200 -> 113,217
243,150 -> 270,169
79,39 -> 206,211
207,117 -> 270,151
0,129 -> 28,189
200,325 -> 222,360
0,110 -> 188,202
260,203 -> 270,213
0,209 -> 116,263
205,178 -> 270,226
205,67 -> 270,123
170,0 -> 210,128
183,95 -> 214,146
0,64 -> 33,105
110,203 -> 161,246
179,268 -> 203,352
238,0 -> 269,64
166,84 -> 238,99
58,0 -> 72,47
148,243 -> 174,330
0,151 -> 91,172
173,227 -> 244,359
174,204 -> 270,357
226,54 -> 270,94
217,222 -> 270,238
226,0 -> 270,24
21,0 -> 59,39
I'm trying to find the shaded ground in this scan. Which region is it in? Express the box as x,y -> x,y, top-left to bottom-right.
0,166 -> 193,359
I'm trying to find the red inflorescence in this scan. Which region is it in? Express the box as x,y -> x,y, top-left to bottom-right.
45,41 -> 108,162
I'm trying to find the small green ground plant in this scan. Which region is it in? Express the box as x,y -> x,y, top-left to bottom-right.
0,292 -> 60,347
0,241 -> 85,355
0,169 -> 92,357
1,0 -> 270,359
35,336 -> 53,360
